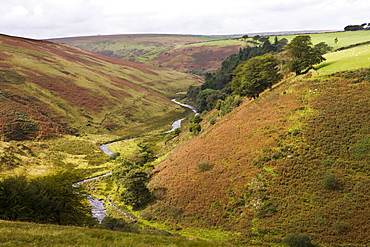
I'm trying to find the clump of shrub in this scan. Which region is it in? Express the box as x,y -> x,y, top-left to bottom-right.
322,173 -> 340,190
0,110 -> 38,141
101,216 -> 139,233
109,152 -> 121,160
195,161 -> 214,172
257,201 -> 278,218
282,233 -> 315,247
215,95 -> 243,117
333,221 -> 349,233
188,115 -> 203,135
169,206 -> 183,218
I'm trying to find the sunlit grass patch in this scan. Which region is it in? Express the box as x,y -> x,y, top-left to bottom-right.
317,44 -> 370,74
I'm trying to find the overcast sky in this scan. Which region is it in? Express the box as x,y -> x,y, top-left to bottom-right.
1,0 -> 369,39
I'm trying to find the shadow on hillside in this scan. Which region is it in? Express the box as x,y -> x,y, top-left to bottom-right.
315,61 -> 336,70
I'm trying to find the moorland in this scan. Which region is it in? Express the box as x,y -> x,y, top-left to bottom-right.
0,28 -> 369,246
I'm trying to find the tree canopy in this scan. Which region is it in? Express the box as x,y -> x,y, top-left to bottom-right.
231,53 -> 282,99
0,172 -> 95,226
285,35 -> 326,75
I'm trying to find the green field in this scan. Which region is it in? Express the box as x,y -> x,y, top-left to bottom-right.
268,30 -> 370,50
317,44 -> 370,73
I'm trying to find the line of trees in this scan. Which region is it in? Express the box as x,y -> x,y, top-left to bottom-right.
187,35 -> 330,113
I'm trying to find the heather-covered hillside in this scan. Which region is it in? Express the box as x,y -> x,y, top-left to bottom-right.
0,34 -> 201,140
49,34 -> 247,74
145,69 -> 370,246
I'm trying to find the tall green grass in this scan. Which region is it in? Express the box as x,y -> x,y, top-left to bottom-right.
0,220 -> 222,247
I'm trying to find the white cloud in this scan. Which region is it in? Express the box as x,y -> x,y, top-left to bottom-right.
0,0 -> 369,39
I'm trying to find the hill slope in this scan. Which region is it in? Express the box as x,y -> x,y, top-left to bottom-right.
0,34 -> 202,140
49,34 -> 247,74
144,68 -> 370,246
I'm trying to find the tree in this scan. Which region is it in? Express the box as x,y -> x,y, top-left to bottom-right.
0,172 -> 94,226
121,169 -> 151,208
253,35 -> 261,41
135,142 -> 156,166
313,42 -> 332,54
285,35 -> 326,75
231,54 -> 282,99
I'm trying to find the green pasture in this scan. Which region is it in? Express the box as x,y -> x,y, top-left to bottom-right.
275,30 -> 370,49
316,44 -> 370,74
243,30 -> 370,50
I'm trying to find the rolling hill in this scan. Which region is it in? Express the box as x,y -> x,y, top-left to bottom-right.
0,34 -> 202,141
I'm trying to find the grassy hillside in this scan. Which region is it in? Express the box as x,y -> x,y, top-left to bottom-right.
140,58 -> 369,245
0,34 -> 202,141
0,220 -> 222,247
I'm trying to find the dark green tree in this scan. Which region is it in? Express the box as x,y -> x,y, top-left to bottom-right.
285,35 -> 326,75
0,172 -> 94,226
134,142 -> 156,166
231,54 -> 282,99
121,169 -> 151,208
314,42 -> 333,54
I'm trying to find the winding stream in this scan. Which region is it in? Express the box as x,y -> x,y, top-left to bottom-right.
78,98 -> 197,223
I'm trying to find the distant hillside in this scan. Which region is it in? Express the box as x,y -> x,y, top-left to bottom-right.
48,34 -> 247,74
0,34 -> 202,140
144,67 -> 370,246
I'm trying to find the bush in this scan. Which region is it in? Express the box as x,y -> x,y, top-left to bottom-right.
191,115 -> 203,124
196,162 -> 214,172
257,201 -> 277,218
109,152 -> 121,160
101,216 -> 138,233
282,233 -> 315,247
333,221 -> 349,233
0,110 -> 38,141
323,173 -> 340,190
188,123 -> 201,134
